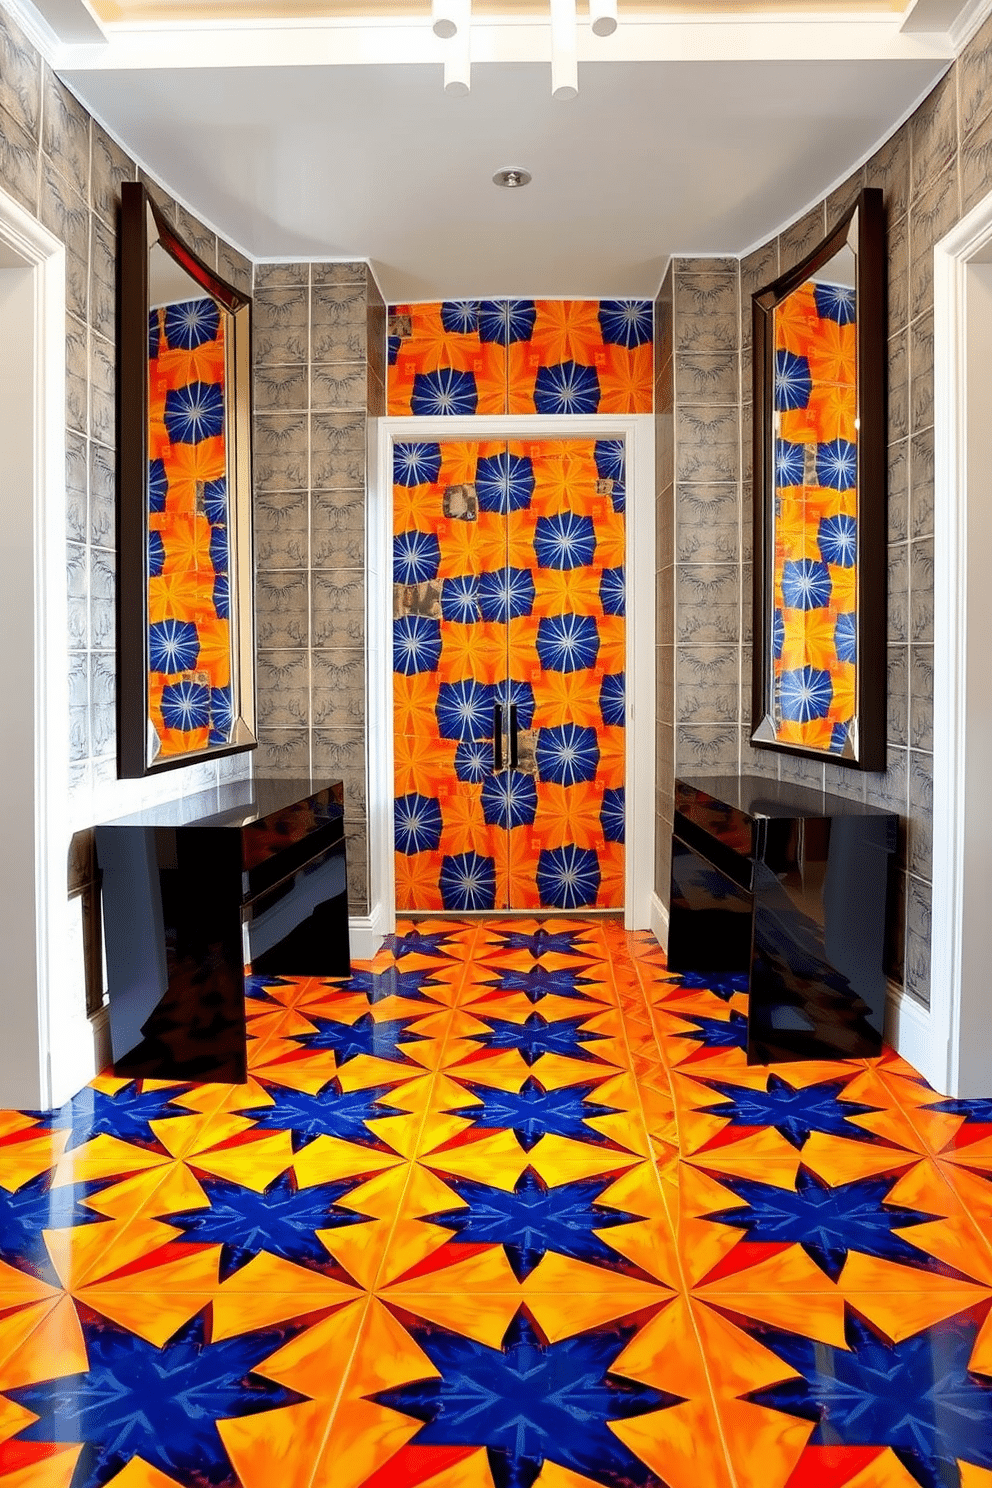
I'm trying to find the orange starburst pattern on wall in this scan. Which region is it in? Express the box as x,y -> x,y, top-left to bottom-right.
771,279 -> 859,756
146,297 -> 233,759
387,300 -> 653,417
393,439 -> 626,912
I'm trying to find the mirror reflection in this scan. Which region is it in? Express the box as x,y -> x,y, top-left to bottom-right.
768,225 -> 859,758
146,237 -> 235,766
117,179 -> 256,779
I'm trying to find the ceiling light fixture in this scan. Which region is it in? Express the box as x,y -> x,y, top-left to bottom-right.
437,0 -> 615,99
589,0 -> 617,36
493,168 -> 532,188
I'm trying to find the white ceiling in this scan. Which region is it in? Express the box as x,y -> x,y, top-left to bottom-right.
20,0 -> 983,299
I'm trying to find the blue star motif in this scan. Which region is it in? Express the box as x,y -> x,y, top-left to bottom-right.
148,529 -> 165,577
533,360 -> 601,415
440,851 -> 497,912
163,296 -> 219,350
481,769 -> 538,830
818,513 -> 857,567
779,664 -> 833,723
242,1079 -> 403,1149
491,966 -> 597,1003
393,616 -> 442,677
704,1166 -> 942,1282
467,1012 -> 608,1067
381,928 -> 457,961
425,1169 -> 642,1280
533,512 -> 597,571
535,613 -> 600,673
410,367 -> 478,416
148,458 -> 167,512
476,450 -> 536,513
774,349 -> 812,412
478,566 -> 536,622
48,1081 -> 191,1152
594,439 -> 625,511
395,791 -> 444,854
926,1096 -> 992,1126
746,1308 -> 992,1488
373,1308 -> 676,1488
479,300 -> 536,345
164,380 -> 224,444
601,786 -> 625,844
8,1312 -> 306,1488
0,1172 -> 106,1283
537,844 -> 601,910
600,671 -> 626,727
535,722 -> 600,786
816,437 -> 858,491
393,441 -> 442,487
599,566 -> 625,617
453,1077 -> 622,1152
781,558 -> 832,610
169,1171 -> 369,1279
699,1073 -> 886,1150
597,299 -> 653,349
436,679 -> 495,741
298,1012 -> 425,1067
149,618 -> 200,675
491,927 -> 584,958
454,739 -> 494,782
441,574 -> 481,623
675,969 -> 749,1001
345,965 -> 442,1003
209,524 -> 227,573
776,439 -> 805,487
394,528 -> 441,586
161,678 -> 210,731
440,300 -> 479,334
675,1010 -> 748,1050
835,611 -> 857,663
813,282 -> 856,325
203,477 -> 227,524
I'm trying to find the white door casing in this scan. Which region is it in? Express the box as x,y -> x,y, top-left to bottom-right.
0,186 -> 68,1108
367,413 -> 656,938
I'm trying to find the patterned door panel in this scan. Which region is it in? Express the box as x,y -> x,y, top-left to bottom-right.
393,438 -> 625,912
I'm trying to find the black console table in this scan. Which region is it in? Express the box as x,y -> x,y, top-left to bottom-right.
96,778 -> 350,1083
668,775 -> 897,1064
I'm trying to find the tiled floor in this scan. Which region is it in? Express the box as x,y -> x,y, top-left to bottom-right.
1,919 -> 991,1488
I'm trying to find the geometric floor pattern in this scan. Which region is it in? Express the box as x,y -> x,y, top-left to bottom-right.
1,917 -> 991,1488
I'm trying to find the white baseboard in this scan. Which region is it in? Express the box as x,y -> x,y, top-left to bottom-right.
349,904 -> 386,962
884,980 -> 944,1094
649,892 -> 669,953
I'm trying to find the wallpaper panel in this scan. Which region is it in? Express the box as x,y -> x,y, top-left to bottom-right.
388,299 -> 653,416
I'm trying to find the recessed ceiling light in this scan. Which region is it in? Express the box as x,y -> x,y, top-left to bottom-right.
493,168 -> 532,189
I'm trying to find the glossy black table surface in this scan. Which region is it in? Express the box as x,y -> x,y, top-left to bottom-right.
668,774 -> 898,1064
96,778 -> 350,1082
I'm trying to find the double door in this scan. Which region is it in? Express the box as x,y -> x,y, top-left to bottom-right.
392,436 -> 626,912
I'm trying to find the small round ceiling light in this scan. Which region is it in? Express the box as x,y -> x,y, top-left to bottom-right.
493,168 -> 532,189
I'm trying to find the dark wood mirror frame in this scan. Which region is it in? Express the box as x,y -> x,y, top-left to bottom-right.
751,186 -> 886,770
117,181 -> 256,779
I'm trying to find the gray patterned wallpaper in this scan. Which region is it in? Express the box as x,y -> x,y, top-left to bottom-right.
252,262 -> 385,915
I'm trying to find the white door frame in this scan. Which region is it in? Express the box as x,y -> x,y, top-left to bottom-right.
367,413 -> 655,938
927,189 -> 992,1098
0,186 -> 67,1108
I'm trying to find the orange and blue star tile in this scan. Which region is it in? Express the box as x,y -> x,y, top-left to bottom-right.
0,918 -> 990,1488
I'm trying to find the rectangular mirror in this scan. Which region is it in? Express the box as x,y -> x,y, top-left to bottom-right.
117,181 -> 256,777
751,187 -> 886,769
